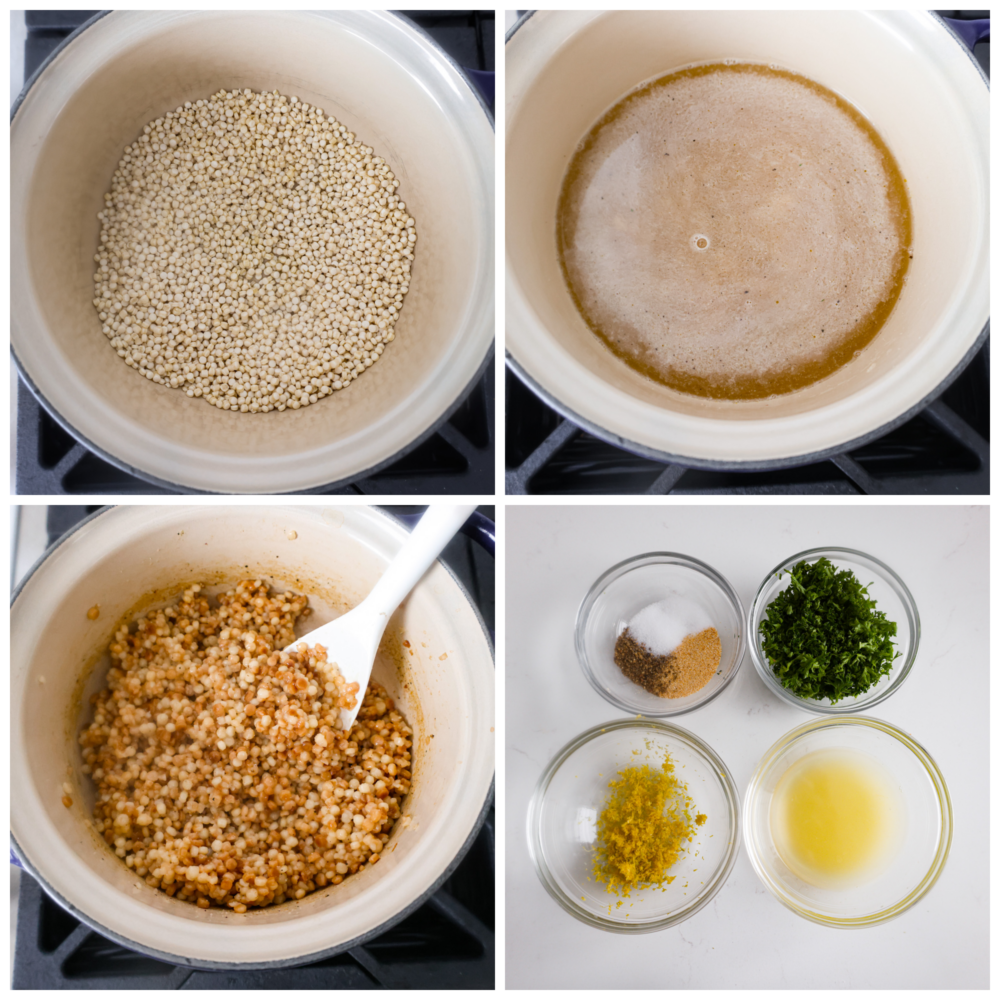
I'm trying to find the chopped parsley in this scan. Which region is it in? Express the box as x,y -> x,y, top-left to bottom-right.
759,557 -> 899,703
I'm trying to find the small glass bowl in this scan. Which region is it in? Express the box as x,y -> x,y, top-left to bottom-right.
526,719 -> 740,932
744,716 -> 952,927
575,552 -> 745,717
748,547 -> 919,714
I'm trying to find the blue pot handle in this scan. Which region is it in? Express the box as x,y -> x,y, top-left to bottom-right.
941,16 -> 990,51
395,509 -> 495,558
11,847 -> 24,869
461,510 -> 495,558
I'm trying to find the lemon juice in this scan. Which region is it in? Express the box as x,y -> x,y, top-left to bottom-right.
770,747 -> 901,890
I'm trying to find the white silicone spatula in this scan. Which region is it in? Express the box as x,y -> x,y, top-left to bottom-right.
287,504 -> 478,732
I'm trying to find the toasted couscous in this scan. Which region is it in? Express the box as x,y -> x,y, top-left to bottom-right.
79,580 -> 412,912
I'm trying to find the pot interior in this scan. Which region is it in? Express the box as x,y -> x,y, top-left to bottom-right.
11,506 -> 494,967
506,11 -> 988,463
12,11 -> 493,492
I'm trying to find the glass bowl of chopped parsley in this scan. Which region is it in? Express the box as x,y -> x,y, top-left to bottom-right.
526,719 -> 740,932
749,547 -> 919,714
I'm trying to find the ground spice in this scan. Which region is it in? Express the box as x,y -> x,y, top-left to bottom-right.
592,748 -> 701,900
614,626 -> 721,698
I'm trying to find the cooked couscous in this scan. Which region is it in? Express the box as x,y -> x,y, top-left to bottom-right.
79,580 -> 412,912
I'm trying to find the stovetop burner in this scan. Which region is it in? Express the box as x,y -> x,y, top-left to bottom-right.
14,10 -> 495,495
505,11 -> 988,496
12,504 -> 495,988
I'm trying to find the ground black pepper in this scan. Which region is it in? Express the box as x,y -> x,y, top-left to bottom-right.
613,626 -> 721,699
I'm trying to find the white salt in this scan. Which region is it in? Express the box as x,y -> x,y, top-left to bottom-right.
627,594 -> 712,657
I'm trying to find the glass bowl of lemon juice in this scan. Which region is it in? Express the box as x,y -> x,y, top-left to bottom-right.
744,716 -> 952,927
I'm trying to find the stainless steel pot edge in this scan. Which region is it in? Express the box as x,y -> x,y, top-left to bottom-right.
10,504 -> 114,873
931,11 -> 991,89
10,505 -> 497,652
503,11 -> 989,476
505,9 -> 535,43
504,12 -> 991,101
11,10 -> 495,495
10,505 -> 110,608
11,8 -> 496,177
506,11 -> 990,93
11,505 -> 496,970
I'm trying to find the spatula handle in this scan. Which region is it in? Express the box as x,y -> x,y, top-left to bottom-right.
363,504 -> 478,616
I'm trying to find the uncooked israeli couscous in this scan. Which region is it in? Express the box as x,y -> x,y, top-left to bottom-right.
79,580 -> 412,912
92,88 -> 417,412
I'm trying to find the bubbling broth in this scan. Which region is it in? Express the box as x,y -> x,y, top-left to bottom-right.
557,63 -> 912,400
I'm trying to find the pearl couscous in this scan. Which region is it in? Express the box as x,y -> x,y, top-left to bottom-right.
92,88 -> 417,413
79,580 -> 412,912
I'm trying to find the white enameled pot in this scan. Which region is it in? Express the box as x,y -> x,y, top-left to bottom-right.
11,505 -> 494,969
506,11 -> 988,467
11,11 -> 494,493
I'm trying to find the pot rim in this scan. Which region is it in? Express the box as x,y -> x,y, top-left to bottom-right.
10,784 -> 495,971
507,7 -> 986,97
11,9 -> 495,495
12,10 -> 498,128
504,321 -> 988,473
10,504 -> 496,970
504,10 -> 989,473
11,344 -> 494,494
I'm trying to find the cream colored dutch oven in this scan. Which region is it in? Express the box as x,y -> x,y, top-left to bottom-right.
506,11 -> 989,468
11,11 -> 494,492
11,505 -> 494,969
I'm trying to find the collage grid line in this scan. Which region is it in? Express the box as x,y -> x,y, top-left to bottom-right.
7,8 -> 992,993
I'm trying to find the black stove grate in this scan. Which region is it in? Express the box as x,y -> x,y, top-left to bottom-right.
13,505 -> 495,989
506,353 -> 988,495
14,10 -> 495,495
506,11 -> 988,496
18,364 -> 494,495
15,857 -> 494,990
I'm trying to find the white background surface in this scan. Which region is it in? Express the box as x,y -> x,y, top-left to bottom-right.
505,504 -> 988,989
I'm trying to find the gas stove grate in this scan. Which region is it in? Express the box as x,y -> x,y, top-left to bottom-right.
14,10 -> 495,495
14,811 -> 494,989
505,350 -> 988,495
18,362 -> 494,495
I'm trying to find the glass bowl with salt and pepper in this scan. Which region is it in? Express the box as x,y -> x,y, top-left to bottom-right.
575,552 -> 745,717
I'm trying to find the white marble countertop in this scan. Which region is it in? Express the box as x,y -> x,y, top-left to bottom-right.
505,504 -> 987,989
